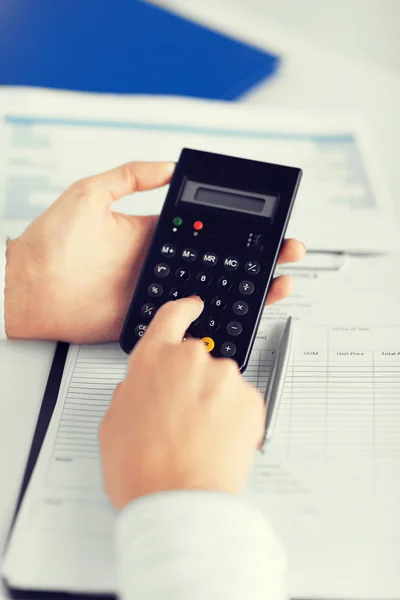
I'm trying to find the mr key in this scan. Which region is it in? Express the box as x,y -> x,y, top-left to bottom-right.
120,148 -> 302,372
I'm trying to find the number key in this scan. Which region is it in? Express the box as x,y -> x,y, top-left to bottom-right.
218,276 -> 233,290
211,296 -> 227,311
197,272 -> 211,285
207,317 -> 220,332
175,267 -> 191,281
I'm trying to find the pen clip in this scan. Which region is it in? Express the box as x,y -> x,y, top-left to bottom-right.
260,317 -> 292,453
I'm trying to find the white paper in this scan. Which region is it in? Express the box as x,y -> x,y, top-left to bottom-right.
0,87 -> 398,252
3,254 -> 400,598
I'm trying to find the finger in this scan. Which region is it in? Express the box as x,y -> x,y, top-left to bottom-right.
277,239 -> 306,264
142,296 -> 204,347
265,275 -> 294,305
77,161 -> 175,203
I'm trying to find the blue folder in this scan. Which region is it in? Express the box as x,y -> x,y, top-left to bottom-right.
0,0 -> 279,100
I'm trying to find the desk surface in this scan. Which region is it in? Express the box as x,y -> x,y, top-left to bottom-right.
1,1 -> 400,596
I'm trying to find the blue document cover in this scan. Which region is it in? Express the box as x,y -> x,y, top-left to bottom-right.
0,0 -> 279,100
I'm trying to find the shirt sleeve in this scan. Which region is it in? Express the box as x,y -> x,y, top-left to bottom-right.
0,236 -> 8,340
114,490 -> 287,600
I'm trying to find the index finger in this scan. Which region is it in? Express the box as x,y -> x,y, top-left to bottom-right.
141,297 -> 204,347
75,161 -> 175,203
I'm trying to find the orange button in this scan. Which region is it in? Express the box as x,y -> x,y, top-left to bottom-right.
202,337 -> 215,352
193,220 -> 203,231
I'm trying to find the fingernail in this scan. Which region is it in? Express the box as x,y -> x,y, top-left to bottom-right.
188,294 -> 204,304
301,241 -> 307,253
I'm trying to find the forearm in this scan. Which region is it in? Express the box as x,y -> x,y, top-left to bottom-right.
115,490 -> 287,600
2,236 -> 50,340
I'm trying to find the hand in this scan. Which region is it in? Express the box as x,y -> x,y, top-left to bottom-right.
5,161 -> 305,343
100,297 -> 265,510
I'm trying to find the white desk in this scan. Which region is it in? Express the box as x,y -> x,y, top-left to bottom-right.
1,1 -> 399,596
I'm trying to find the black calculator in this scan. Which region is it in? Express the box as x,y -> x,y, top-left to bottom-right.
120,148 -> 302,372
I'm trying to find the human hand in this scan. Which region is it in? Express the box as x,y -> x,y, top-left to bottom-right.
100,297 -> 265,510
5,161 -> 305,343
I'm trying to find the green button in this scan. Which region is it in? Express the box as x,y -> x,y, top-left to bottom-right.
173,216 -> 183,226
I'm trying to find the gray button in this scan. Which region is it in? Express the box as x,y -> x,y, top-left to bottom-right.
154,263 -> 170,278
227,321 -> 242,336
245,260 -> 260,275
224,256 -> 239,271
203,252 -> 218,266
182,248 -> 197,262
232,301 -> 249,316
220,342 -> 236,357
141,303 -> 156,318
239,280 -> 255,295
135,324 -> 148,337
148,283 -> 163,298
160,244 -> 176,257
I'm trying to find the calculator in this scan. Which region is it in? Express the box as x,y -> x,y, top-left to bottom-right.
120,148 -> 302,372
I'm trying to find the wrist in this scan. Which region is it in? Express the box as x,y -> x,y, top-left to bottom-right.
5,238 -> 42,339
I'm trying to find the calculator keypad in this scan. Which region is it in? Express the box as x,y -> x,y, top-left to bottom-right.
128,238 -> 265,366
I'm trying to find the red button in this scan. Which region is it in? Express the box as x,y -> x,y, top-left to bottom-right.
193,221 -> 203,231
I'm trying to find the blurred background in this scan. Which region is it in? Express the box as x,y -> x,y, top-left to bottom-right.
157,0 -> 400,218
0,0 -> 399,221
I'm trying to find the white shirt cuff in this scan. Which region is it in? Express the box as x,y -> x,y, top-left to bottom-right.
0,236 -> 7,340
114,490 -> 286,600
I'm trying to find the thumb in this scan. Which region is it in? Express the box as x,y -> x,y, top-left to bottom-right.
77,161 -> 175,204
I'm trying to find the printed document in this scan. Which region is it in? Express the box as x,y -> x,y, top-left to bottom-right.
3,255 -> 400,599
0,87 -> 398,252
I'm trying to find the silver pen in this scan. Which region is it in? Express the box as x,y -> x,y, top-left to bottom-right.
261,317 -> 293,450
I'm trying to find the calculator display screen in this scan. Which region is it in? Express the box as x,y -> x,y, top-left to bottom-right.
180,180 -> 278,218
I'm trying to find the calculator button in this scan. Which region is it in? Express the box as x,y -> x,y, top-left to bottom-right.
226,321 -> 242,336
239,280 -> 255,295
135,324 -> 148,338
197,272 -> 212,285
217,276 -> 233,290
181,248 -> 197,262
245,260 -> 260,275
141,303 -> 156,318
161,244 -> 176,257
202,337 -> 215,352
154,263 -> 170,278
211,296 -> 227,310
202,252 -> 218,267
220,342 -> 236,357
148,283 -> 163,298
232,301 -> 249,316
223,257 -> 239,271
175,267 -> 191,281
207,317 -> 220,332
168,288 -> 182,300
